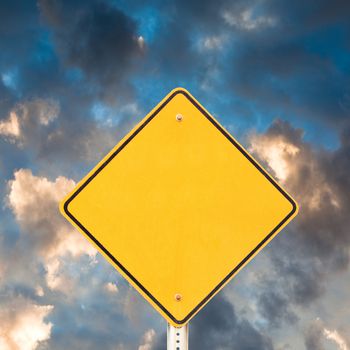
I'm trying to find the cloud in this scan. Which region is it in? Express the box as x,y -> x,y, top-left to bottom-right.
0,1 -> 145,177
7,169 -> 74,256
324,328 -> 348,350
2,167 -> 161,349
104,282 -> 118,294
222,7 -> 277,31
0,99 -> 59,145
191,295 -> 274,350
6,169 -> 96,293
0,295 -> 53,350
138,329 -> 156,350
247,119 -> 350,327
38,0 -> 144,103
304,319 -> 349,350
153,295 -> 273,350
256,289 -> 297,328
142,0 -> 347,130
200,35 -> 227,51
304,321 -> 324,350
43,275 -> 156,350
249,131 -> 300,182
250,119 -> 350,263
0,111 -> 20,138
124,0 -> 350,134
0,2 -> 40,65
222,1 -> 350,127
2,168 -> 158,349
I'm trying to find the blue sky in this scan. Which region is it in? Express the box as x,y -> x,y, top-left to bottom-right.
0,0 -> 350,349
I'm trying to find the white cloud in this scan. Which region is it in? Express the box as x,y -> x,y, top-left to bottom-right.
7,168 -> 96,257
35,286 -> 45,297
248,124 -> 341,211
105,282 -> 119,293
0,112 -> 20,138
138,329 -> 156,350
223,8 -> 276,31
249,133 -> 300,182
7,169 -> 97,292
201,35 -> 226,50
0,297 -> 53,350
8,169 -> 73,224
324,328 -> 348,350
0,99 -> 59,144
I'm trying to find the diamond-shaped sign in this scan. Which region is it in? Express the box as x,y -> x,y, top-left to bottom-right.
60,88 -> 298,326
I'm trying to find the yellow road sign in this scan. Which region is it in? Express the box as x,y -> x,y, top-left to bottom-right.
60,88 -> 298,326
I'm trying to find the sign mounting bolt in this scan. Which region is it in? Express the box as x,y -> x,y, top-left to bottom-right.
175,293 -> 182,302
176,114 -> 183,122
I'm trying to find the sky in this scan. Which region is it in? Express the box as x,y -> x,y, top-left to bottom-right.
0,0 -> 350,349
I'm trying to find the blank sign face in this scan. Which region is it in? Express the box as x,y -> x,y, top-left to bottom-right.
60,88 -> 298,326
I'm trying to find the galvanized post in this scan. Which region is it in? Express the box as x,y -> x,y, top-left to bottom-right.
167,323 -> 189,350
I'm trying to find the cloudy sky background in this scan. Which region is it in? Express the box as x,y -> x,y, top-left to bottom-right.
0,0 -> 350,349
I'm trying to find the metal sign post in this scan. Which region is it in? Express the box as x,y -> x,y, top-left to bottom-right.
167,323 -> 189,350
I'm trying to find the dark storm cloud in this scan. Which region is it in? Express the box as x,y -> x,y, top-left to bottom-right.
190,296 -> 274,350
250,119 -> 350,326
257,290 -> 297,328
0,1 -> 39,62
304,322 -> 324,350
153,295 -> 273,350
144,0 -> 350,127
264,0 -> 350,29
252,119 -> 350,263
255,248 -> 326,328
0,0 -> 146,177
172,0 -> 231,29
45,278 -> 147,350
38,0 -> 143,103
227,38 -> 350,125
221,0 -> 350,126
0,1 -> 40,115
